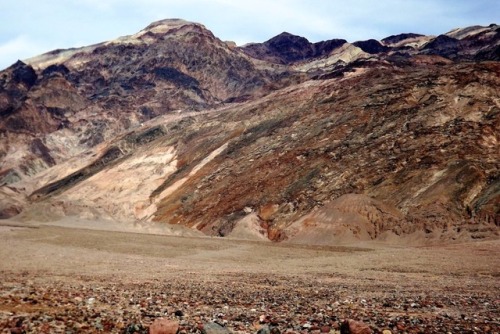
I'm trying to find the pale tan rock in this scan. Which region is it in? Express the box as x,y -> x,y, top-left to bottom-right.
149,318 -> 179,334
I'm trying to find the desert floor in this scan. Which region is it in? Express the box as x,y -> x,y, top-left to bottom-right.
0,220 -> 498,333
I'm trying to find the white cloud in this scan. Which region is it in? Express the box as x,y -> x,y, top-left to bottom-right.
71,0 -> 115,11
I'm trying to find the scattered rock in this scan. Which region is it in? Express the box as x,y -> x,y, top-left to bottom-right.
0,263 -> 497,333
124,323 -> 148,334
340,319 -> 372,334
320,325 -> 331,333
270,327 -> 281,334
149,318 -> 179,334
202,322 -> 231,334
257,326 -> 271,334
302,322 -> 312,329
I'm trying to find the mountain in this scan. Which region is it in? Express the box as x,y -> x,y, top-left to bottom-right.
0,19 -> 498,244
240,32 -> 347,64
0,19 -> 298,187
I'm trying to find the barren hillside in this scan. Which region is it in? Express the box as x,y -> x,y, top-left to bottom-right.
0,20 -> 498,244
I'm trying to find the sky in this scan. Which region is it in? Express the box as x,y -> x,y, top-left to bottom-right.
0,0 -> 498,69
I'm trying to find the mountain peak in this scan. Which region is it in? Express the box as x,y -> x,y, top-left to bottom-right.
273,31 -> 303,38
138,18 -> 211,38
240,32 -> 314,64
143,18 -> 204,32
267,32 -> 310,44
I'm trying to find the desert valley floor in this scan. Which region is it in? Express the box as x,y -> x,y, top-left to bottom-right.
0,220 -> 498,333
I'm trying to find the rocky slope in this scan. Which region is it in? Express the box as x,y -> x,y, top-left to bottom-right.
0,19 -> 296,188
0,20 -> 499,244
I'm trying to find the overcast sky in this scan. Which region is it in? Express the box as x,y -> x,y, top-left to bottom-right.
0,0 -> 498,69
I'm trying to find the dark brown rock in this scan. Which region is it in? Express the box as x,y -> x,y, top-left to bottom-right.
11,60 -> 37,87
240,32 -> 347,64
340,319 -> 372,334
353,39 -> 390,54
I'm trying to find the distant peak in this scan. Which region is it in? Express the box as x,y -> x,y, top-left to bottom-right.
276,32 -> 296,37
143,18 -> 205,32
381,33 -> 424,44
265,32 -> 311,51
10,60 -> 28,68
268,32 -> 309,42
131,18 -> 214,42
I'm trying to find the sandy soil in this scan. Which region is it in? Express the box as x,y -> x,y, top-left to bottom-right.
0,220 -> 498,333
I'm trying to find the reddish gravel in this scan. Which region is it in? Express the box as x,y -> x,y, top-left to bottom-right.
0,225 -> 499,333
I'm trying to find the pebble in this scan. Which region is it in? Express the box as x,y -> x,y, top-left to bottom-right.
257,325 -> 271,334
0,272 -> 497,334
302,322 -> 312,329
202,322 -> 231,334
320,325 -> 331,333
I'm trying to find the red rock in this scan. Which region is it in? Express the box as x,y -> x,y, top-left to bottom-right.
340,319 -> 372,334
396,322 -> 405,331
149,318 -> 179,334
320,325 -> 331,333
9,329 -> 24,334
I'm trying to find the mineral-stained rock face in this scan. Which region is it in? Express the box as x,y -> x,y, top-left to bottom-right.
0,19 -> 293,186
0,20 -> 498,243
285,194 -> 405,244
148,62 -> 499,242
423,25 -> 500,61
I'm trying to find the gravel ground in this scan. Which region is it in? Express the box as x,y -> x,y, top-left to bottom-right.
0,224 -> 498,333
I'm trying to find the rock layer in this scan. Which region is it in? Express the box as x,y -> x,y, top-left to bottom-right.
0,20 -> 499,243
